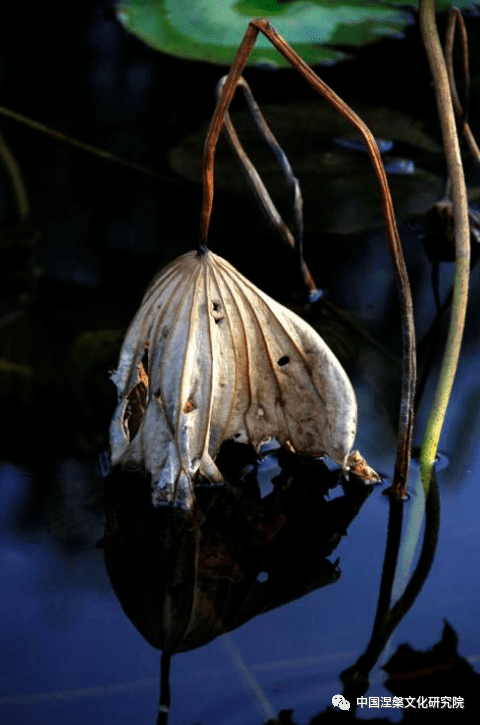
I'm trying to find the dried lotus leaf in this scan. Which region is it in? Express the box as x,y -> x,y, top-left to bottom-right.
109,249 -> 358,508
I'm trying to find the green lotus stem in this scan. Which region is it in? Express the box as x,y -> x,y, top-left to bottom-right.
419,0 -> 470,492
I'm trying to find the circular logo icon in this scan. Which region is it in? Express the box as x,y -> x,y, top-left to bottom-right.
332,694 -> 351,711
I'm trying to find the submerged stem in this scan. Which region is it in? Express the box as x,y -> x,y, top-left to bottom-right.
157,652 -> 171,725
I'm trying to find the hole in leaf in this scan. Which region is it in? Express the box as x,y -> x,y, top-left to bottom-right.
211,300 -> 224,324
124,348 -> 149,441
277,355 -> 290,366
184,399 -> 196,413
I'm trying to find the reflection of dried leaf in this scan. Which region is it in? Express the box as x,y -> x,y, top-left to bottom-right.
103,457 -> 372,654
109,250 -> 358,508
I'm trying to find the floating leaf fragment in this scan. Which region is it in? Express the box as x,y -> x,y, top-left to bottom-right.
109,249 -> 362,508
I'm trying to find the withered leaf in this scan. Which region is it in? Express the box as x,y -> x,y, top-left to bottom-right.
109,250 -> 358,507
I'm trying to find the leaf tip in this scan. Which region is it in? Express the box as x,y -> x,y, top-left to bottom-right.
346,450 -> 381,484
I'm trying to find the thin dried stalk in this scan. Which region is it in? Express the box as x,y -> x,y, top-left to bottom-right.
445,9 -> 480,166
419,0 -> 471,493
0,129 -> 30,221
216,75 -> 315,296
201,19 -> 415,496
216,76 -> 401,366
0,104 -> 178,183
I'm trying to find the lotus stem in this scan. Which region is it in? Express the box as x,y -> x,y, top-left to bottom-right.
201,19 -> 416,496
419,0 -> 470,493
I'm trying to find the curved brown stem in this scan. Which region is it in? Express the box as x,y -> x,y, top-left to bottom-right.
201,18 -> 416,496
200,23 -> 261,251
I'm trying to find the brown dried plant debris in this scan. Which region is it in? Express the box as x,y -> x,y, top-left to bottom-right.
110,250 -> 378,508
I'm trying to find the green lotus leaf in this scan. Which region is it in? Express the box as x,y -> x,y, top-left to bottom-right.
116,0 -> 403,66
117,1 -> 476,67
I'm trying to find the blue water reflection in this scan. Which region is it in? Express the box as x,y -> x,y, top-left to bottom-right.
1,407 -> 479,725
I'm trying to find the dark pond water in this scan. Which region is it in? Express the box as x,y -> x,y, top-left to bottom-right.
1,2 -> 480,724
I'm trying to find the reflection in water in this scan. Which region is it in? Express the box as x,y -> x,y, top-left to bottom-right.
102,449 -> 373,723
384,621 -> 480,706
340,471 -> 440,714
102,447 -> 447,723
258,622 -> 477,724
